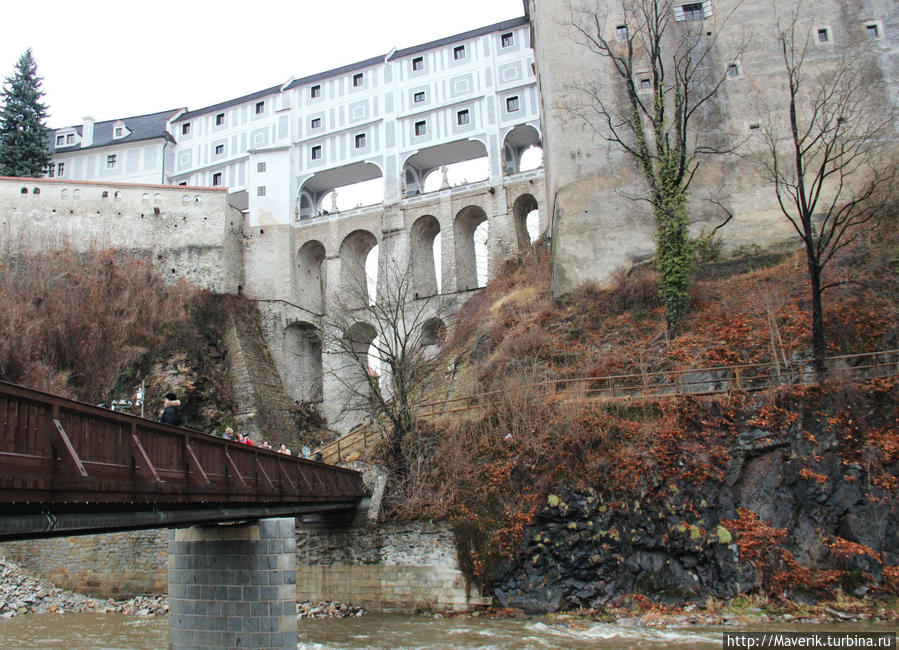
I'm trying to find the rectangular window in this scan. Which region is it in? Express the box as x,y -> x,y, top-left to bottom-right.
817,27 -> 830,42
212,172 -> 222,186
457,109 -> 470,125
353,73 -> 363,87
506,96 -> 520,112
412,56 -> 423,71
311,85 -> 321,98
453,45 -> 465,60
57,162 -> 64,177
66,133 -> 74,144
114,127 -> 123,137
413,91 -> 425,103
311,145 -> 322,160
727,62 -> 741,78
215,144 -> 224,155
257,162 -> 266,172
106,154 -> 117,169
181,123 -> 190,135
257,186 -> 266,197
639,77 -> 652,90
414,120 -> 427,136
355,133 -> 366,148
501,32 -> 514,47
310,117 -> 321,129
675,1 -> 712,21
255,100 -> 265,114
866,23 -> 880,38
616,25 -> 629,41
215,112 -> 225,126
48,164 -> 55,178
56,135 -> 64,146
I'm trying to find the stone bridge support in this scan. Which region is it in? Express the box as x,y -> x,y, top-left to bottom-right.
168,518 -> 297,649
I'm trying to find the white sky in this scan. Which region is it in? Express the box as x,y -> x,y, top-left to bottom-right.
1,0 -> 526,128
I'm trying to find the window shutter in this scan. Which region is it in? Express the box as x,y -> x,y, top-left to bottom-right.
674,5 -> 685,21
702,1 -> 713,18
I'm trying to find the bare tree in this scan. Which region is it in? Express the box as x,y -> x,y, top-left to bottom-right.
324,257 -> 448,477
564,0 -> 745,331
756,6 -> 896,376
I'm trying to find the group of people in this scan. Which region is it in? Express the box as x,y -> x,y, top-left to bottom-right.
159,392 -> 295,456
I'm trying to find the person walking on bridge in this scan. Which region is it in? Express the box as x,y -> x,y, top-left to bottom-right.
159,392 -> 182,426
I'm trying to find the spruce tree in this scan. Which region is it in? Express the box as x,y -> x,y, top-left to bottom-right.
0,49 -> 51,177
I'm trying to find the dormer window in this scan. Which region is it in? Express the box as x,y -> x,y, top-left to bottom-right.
114,127 -> 123,137
66,133 -> 74,144
56,135 -> 64,146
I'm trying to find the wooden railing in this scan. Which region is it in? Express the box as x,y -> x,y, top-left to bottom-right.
317,350 -> 899,461
0,381 -> 366,507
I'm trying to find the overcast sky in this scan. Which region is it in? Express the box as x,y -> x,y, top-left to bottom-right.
1,0 -> 526,128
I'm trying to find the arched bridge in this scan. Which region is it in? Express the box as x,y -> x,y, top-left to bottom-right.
0,381 -> 367,541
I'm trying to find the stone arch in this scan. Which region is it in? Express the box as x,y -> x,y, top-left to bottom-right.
421,317 -> 446,346
454,205 -> 488,291
512,193 -> 540,251
344,321 -> 379,400
283,321 -> 323,403
502,124 -> 542,175
296,239 -> 327,313
339,229 -> 378,308
410,215 -> 440,298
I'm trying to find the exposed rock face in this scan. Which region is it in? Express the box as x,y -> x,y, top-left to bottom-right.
494,391 -> 898,613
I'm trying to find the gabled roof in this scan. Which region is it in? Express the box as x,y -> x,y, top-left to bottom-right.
49,108 -> 181,153
172,85 -> 283,123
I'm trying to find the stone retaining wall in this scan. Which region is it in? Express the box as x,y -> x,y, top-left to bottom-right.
0,530 -> 168,599
0,520 -> 489,611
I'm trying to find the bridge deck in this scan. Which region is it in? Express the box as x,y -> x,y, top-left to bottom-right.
0,381 -> 367,539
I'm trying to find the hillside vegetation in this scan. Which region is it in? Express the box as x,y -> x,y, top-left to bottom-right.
378,215 -> 898,608
0,249 -> 244,429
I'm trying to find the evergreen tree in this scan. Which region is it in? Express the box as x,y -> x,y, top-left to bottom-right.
0,49 -> 51,177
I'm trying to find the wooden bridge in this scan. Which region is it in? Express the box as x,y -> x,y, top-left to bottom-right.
0,381 -> 367,541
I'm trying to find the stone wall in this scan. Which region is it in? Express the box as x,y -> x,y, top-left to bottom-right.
0,530 -> 168,599
295,520 -> 491,612
529,0 -> 899,295
0,520 -> 490,612
0,177 -> 244,294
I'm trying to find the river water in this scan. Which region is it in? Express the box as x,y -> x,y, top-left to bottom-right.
1,612 -> 895,649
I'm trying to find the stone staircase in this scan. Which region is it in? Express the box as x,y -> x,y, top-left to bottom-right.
224,312 -> 301,448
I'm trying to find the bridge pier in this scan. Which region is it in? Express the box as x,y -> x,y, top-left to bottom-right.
168,517 -> 297,649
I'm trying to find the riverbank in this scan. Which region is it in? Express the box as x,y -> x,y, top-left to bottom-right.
1,557 -> 366,620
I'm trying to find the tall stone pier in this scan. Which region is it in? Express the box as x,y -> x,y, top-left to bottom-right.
168,518 -> 297,649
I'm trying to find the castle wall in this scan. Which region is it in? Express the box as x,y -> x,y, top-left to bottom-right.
529,0 -> 899,295
0,177 -> 244,294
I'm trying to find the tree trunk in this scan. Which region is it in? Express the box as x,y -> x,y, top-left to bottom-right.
806,254 -> 827,378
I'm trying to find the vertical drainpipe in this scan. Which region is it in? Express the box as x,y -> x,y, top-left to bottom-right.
161,140 -> 168,185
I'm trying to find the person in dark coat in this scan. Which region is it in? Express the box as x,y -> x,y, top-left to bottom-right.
159,392 -> 182,426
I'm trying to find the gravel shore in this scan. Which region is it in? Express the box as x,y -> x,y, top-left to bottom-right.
1,557 -> 367,620
0,557 -> 167,618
